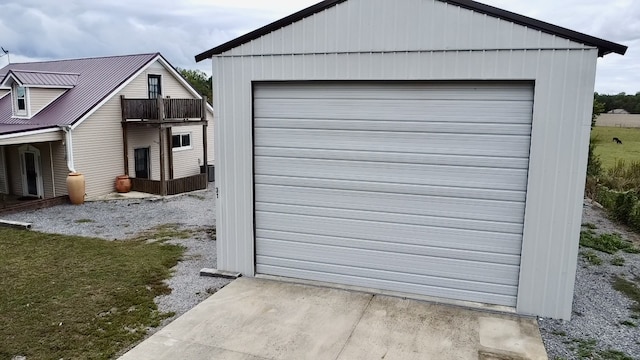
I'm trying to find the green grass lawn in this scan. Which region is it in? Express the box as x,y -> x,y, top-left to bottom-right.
0,228 -> 184,360
592,126 -> 640,169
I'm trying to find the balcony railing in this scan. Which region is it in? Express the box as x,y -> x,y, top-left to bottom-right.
130,174 -> 207,196
121,97 -> 205,121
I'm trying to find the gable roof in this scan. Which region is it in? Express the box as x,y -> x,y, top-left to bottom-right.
195,0 -> 627,62
2,70 -> 80,88
0,53 -> 159,135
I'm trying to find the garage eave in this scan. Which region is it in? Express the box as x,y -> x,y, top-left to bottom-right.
195,0 -> 626,62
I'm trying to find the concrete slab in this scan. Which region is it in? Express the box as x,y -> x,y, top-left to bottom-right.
120,278 -> 548,360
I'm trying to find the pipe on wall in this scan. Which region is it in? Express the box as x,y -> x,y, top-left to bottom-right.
60,126 -> 76,173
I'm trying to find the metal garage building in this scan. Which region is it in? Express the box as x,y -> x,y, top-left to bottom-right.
195,0 -> 626,319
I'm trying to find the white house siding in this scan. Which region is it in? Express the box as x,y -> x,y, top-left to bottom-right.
127,127 -> 164,181
74,59 -> 209,197
211,0 -> 598,319
51,141 -> 68,196
4,142 -> 55,198
171,124 -> 207,178
29,88 -> 66,116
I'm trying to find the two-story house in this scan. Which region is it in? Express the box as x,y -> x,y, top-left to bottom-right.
0,53 -> 214,208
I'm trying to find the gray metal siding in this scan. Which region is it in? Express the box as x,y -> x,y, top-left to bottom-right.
253,82 -> 532,306
211,0 -> 600,319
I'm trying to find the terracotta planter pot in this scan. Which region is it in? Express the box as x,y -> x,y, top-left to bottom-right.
115,175 -> 132,193
66,172 -> 85,205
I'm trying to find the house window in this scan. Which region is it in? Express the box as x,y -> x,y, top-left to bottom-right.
148,75 -> 161,99
15,86 -> 26,115
172,133 -> 192,150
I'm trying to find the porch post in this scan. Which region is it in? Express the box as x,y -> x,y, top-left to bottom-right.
159,126 -> 166,196
167,127 -> 174,180
120,95 -> 129,176
201,97 -> 208,178
156,96 -> 166,196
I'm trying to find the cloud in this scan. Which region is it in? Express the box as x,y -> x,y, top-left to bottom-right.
0,0 -> 637,93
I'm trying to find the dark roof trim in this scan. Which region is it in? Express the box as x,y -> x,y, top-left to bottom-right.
195,0 -> 626,62
195,0 -> 348,61
447,0 -> 627,56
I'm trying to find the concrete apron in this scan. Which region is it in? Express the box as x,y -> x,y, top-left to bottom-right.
120,278 -> 548,360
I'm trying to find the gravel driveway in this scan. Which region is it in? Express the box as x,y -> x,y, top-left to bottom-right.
539,200 -> 640,359
3,187 -> 230,330
6,189 -> 640,359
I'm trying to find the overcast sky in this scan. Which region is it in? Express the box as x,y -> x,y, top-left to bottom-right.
0,0 -> 636,94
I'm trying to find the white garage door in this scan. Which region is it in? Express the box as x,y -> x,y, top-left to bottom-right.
253,82 -> 533,307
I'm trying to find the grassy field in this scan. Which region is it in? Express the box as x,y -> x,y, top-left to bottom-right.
592,126 -> 640,169
0,228 -> 184,360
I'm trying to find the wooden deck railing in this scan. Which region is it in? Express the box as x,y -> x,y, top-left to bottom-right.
130,174 -> 207,196
122,98 -> 204,120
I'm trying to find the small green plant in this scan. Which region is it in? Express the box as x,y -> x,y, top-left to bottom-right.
582,222 -> 598,230
620,320 -> 637,327
579,231 -> 639,254
573,338 -> 597,359
611,256 -> 625,266
552,330 -> 567,337
598,349 -> 634,360
75,218 -> 94,224
581,250 -> 602,265
612,276 -> 640,315
134,223 -> 195,242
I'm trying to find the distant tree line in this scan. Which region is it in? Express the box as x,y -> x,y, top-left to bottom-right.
594,92 -> 640,114
177,68 -> 212,104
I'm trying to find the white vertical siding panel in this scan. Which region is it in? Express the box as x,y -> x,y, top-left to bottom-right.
211,0 -> 601,319
228,0 -> 589,55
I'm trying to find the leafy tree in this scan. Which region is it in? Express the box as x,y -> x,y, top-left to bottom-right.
594,92 -> 640,114
177,68 -> 212,104
587,97 -> 603,177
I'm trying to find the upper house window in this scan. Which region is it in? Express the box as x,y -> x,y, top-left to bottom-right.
148,75 -> 161,99
14,86 -> 26,115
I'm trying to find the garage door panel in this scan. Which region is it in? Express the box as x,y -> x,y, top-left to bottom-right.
256,156 -> 528,191
256,211 -> 523,255
256,202 -> 524,234
255,175 -> 527,202
256,184 -> 525,224
255,147 -> 529,170
257,229 -> 522,266
256,239 -> 520,285
257,263 -> 517,306
254,82 -> 534,102
254,81 -> 532,307
254,98 -> 533,123
255,118 -> 532,136
257,258 -> 517,297
254,128 -> 531,158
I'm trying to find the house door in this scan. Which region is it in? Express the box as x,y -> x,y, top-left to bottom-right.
134,148 -> 151,179
19,145 -> 43,198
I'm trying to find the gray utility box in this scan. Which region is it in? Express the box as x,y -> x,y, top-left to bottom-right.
200,164 -> 215,182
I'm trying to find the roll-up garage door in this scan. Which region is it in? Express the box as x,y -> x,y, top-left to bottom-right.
253,82 -> 533,307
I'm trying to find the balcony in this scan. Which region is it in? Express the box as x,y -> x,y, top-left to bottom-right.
121,96 -> 206,124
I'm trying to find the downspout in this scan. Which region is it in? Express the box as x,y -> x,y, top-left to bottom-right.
61,126 -> 76,173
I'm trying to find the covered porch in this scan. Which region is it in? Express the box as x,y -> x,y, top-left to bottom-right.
120,96 -> 210,196
0,129 -> 70,214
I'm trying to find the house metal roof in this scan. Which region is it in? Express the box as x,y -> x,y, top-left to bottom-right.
195,0 -> 627,62
0,53 -> 159,135
2,70 -> 80,88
